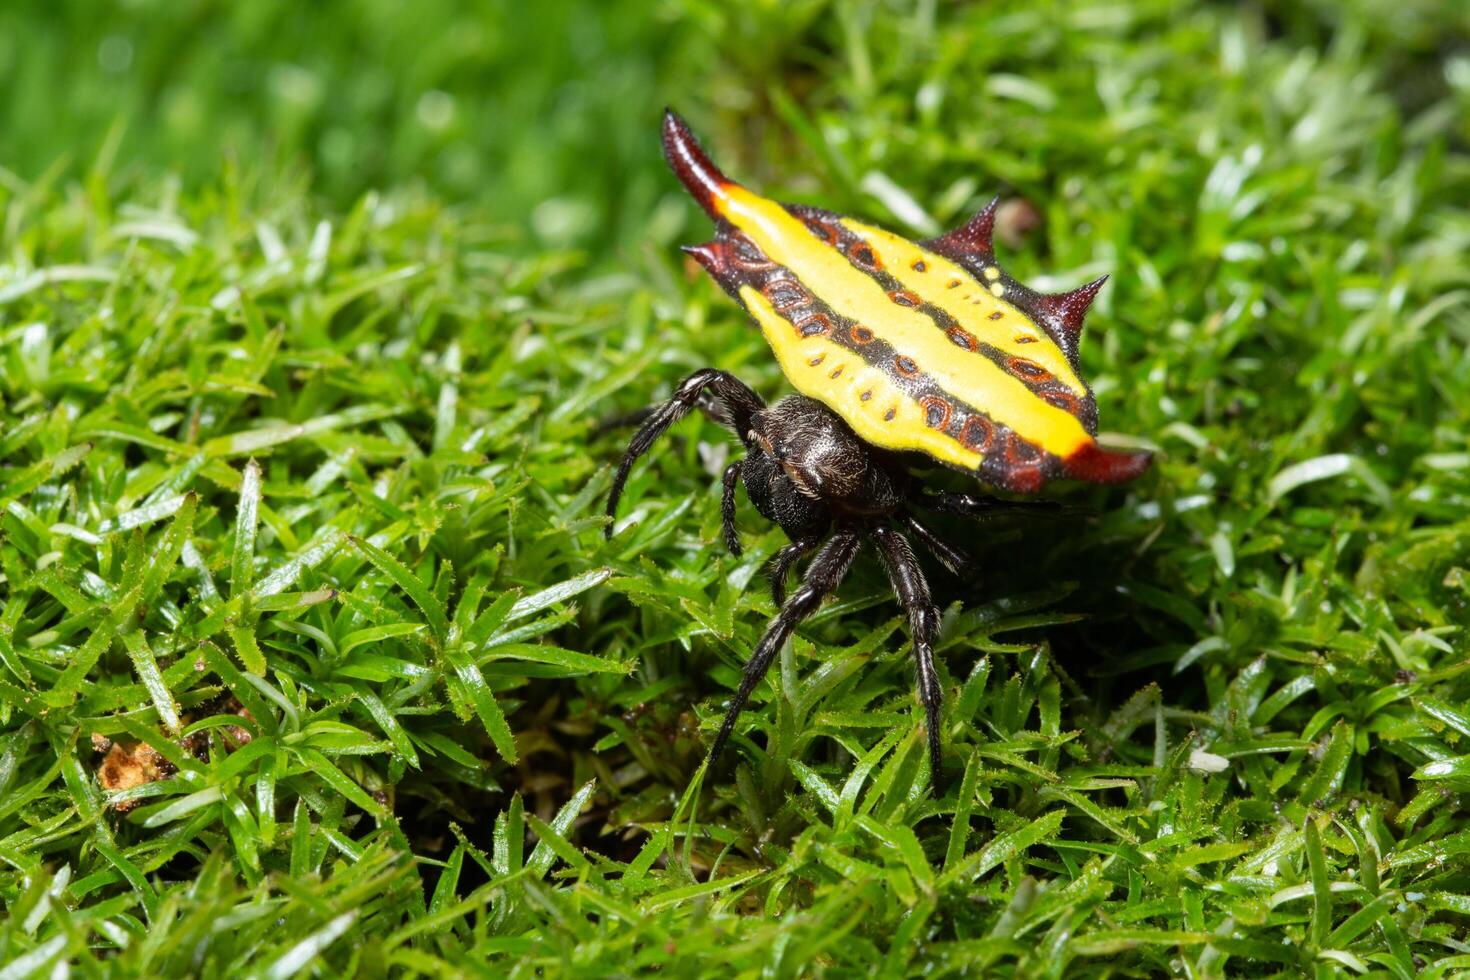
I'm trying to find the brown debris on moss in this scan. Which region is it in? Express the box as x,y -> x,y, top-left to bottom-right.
94,695 -> 255,811
97,740 -> 176,813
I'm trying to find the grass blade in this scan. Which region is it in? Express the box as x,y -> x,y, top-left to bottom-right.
352,536 -> 447,644
231,460 -> 262,597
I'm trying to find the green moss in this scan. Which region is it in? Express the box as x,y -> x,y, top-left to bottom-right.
2,0 -> 1469,974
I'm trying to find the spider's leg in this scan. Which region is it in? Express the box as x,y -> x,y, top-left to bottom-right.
591,404 -> 658,436
766,535 -> 822,606
605,369 -> 765,538
592,391 -> 722,437
692,389 -> 724,420
916,490 -> 1074,521
696,376 -> 765,438
720,461 -> 744,557
708,529 -> 861,769
871,522 -> 944,787
900,511 -> 973,577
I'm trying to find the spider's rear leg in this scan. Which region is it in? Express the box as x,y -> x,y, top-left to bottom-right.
917,490 -> 1083,521
871,522 -> 944,788
707,529 -> 860,770
900,512 -> 973,577
605,368 -> 765,538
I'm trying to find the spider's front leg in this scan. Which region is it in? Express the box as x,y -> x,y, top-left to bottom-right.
871,522 -> 944,786
706,529 -> 861,770
766,535 -> 822,606
605,368 -> 765,538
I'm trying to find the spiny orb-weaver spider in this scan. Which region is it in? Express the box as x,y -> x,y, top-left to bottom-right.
606,111 -> 1151,788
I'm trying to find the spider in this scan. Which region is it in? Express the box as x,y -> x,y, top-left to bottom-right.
605,372 -> 1046,783
604,111 -> 1152,788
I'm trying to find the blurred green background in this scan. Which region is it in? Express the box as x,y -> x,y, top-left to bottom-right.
6,0 -> 1465,258
3,0 -> 708,255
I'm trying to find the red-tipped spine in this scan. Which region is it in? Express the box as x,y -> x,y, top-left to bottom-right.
923,196 -> 1000,262
1063,442 -> 1153,484
662,109 -> 731,220
681,241 -> 729,276
1034,275 -> 1107,358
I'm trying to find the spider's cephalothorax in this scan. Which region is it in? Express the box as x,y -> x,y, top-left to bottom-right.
605,110 -> 1153,789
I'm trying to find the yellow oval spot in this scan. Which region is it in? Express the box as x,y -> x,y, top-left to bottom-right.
989,282 -> 1006,298
983,267 -> 1001,281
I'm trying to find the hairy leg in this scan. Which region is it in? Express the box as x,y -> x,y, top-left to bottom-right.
915,490 -> 1082,521
900,511 -> 972,576
721,461 -> 743,557
871,522 -> 944,787
605,369 -> 765,538
707,529 -> 861,769
766,535 -> 822,606
915,489 -> 1058,518
593,389 -> 730,436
